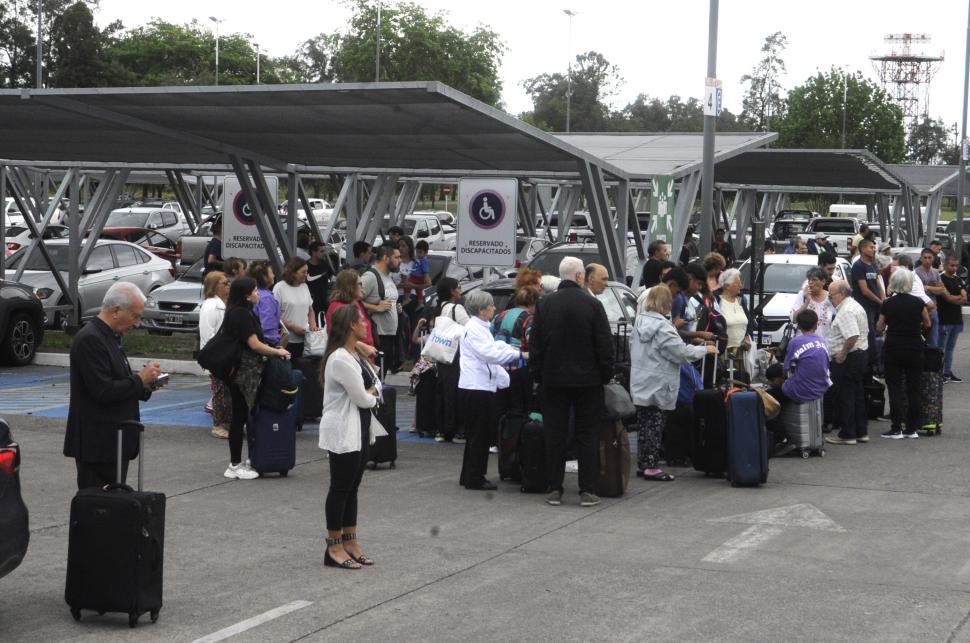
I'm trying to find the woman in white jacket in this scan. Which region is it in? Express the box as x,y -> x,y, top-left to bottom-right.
630,285 -> 716,482
318,304 -> 387,570
198,271 -> 231,439
458,290 -> 525,491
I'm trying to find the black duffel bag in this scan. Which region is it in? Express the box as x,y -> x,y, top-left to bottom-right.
197,322 -> 242,383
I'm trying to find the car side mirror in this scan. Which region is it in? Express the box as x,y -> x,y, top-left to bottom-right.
82,267 -> 103,275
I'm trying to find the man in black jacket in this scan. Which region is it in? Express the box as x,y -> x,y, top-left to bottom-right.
64,282 -> 162,490
531,256 -> 615,507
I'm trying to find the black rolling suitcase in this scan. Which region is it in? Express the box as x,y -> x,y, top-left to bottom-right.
413,368 -> 438,437
593,419 -> 631,497
498,411 -> 529,482
865,379 -> 886,420
692,354 -> 728,476
518,413 -> 546,493
65,421 -> 164,628
369,352 -> 398,469
294,356 -> 323,422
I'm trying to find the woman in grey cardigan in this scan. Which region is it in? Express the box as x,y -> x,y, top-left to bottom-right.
630,285 -> 716,481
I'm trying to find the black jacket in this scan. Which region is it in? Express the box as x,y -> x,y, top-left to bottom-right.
63,318 -> 151,463
531,280 -> 615,388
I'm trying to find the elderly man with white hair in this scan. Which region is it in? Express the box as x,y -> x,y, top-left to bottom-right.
531,256 -> 615,508
64,281 -> 163,490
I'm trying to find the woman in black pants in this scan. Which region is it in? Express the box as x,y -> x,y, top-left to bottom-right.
220,277 -> 290,480
319,304 -> 385,569
877,268 -> 930,439
433,277 -> 470,443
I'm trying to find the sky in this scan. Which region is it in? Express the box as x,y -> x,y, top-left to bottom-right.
95,0 -> 968,135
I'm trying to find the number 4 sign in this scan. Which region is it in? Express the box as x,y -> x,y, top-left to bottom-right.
704,78 -> 723,117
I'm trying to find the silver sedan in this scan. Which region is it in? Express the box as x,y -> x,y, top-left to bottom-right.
4,239 -> 175,328
141,260 -> 206,335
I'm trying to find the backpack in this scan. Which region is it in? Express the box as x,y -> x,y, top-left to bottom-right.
493,308 -> 527,350
258,356 -> 300,412
695,295 -> 727,339
197,319 -> 243,383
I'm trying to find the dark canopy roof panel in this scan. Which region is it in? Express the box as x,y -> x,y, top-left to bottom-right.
0,82 -> 627,179
888,164 -> 968,196
553,132 -> 776,180
715,149 -> 902,193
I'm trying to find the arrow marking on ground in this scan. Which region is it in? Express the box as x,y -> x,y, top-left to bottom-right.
702,503 -> 844,564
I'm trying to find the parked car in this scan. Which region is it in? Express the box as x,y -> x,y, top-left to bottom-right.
803,217 -> 875,256
771,218 -> 811,243
527,240 -> 642,285
775,209 -> 816,221
0,418 -> 28,580
0,279 -> 45,365
5,224 -> 70,258
415,209 -> 456,229
104,207 -> 190,241
515,236 -> 549,268
535,211 -> 595,242
131,200 -> 183,217
142,259 -> 205,335
176,214 -> 222,269
944,219 -> 970,252
380,214 -> 456,251
4,239 -> 175,329
740,254 -> 851,347
97,227 -> 180,271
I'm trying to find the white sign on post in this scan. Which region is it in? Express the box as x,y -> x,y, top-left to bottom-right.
704,77 -> 723,117
456,178 -> 517,268
221,175 -> 279,262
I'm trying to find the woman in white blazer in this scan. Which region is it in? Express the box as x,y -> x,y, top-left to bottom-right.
319,304 -> 387,570
199,270 -> 231,439
458,290 -> 525,491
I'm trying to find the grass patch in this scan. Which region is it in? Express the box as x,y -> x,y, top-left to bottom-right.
42,329 -> 199,359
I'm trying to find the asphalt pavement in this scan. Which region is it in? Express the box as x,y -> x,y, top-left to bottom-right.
3,340 -> 970,641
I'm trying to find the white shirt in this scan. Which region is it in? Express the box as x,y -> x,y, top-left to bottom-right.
198,297 -> 226,350
904,268 -> 932,305
720,297 -> 748,349
441,302 -> 470,326
273,281 -> 314,343
790,290 -> 837,340
458,317 -> 519,392
318,349 -> 386,454
828,296 -> 869,355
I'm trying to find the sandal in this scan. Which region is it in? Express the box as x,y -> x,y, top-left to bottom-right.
642,470 -> 675,482
342,533 -> 374,566
324,537 -> 361,569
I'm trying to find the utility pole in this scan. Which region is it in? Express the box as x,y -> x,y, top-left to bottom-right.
698,0 -> 719,256
563,9 -> 577,133
209,17 -> 224,86
842,68 -> 849,149
375,1 -> 382,81
35,0 -> 42,88
255,42 -> 260,84
956,0 -> 970,252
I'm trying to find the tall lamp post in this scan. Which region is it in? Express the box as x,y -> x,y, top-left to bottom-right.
563,9 -> 577,133
209,16 -> 225,85
254,42 -> 260,84
956,0 -> 970,254
35,0 -> 42,88
375,1 -> 382,81
841,67 -> 849,149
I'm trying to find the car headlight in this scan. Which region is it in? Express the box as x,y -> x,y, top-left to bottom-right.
35,287 -> 54,300
145,297 -> 157,309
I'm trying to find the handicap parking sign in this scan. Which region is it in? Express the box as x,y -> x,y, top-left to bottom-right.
232,191 -> 258,226
468,190 -> 506,230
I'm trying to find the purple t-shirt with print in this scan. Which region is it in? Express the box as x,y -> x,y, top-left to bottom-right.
781,333 -> 830,403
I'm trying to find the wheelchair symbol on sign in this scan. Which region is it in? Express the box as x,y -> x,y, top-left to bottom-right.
469,190 -> 505,229
478,197 -> 497,222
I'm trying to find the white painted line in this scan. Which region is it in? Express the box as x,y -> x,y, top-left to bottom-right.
702,524 -> 784,564
192,600 -> 313,643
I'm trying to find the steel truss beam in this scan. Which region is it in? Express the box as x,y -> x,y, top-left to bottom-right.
669,171 -> 701,265
578,160 -> 625,282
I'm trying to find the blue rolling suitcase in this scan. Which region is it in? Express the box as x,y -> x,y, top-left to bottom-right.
725,391 -> 769,487
248,370 -> 302,477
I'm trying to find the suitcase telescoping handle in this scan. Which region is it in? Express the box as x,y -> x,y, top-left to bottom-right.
116,420 -> 145,492
701,347 -> 718,389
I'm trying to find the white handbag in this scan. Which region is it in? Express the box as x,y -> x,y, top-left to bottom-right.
420,315 -> 465,364
303,312 -> 327,358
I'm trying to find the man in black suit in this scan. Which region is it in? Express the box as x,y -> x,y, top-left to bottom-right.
531,256 -> 615,507
64,282 -> 162,490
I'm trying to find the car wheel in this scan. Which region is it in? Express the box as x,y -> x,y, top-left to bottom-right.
1,312 -> 39,366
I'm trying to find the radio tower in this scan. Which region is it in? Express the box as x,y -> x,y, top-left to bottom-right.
870,33 -> 943,131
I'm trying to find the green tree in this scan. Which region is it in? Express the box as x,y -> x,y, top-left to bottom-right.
48,2 -> 127,87
907,116 -> 954,164
618,94 -> 748,132
739,31 -> 787,131
0,0 -> 35,87
521,51 -> 622,131
319,0 -> 505,105
778,69 -> 905,162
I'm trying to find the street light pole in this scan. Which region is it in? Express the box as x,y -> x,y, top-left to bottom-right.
254,42 -> 260,84
35,0 -> 42,88
209,16 -> 224,86
956,0 -> 970,252
842,67 -> 849,149
563,9 -> 577,133
698,0 -> 719,256
375,1 -> 382,81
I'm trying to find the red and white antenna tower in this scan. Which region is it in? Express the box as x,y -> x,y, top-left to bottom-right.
870,33 -> 944,130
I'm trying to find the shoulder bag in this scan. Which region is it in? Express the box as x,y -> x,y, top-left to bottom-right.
197,319 -> 242,383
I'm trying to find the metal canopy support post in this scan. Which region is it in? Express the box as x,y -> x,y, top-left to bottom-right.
519,183 -> 538,238
625,189 -> 646,262
228,155 -> 283,276
924,189 -> 943,246
558,185 -> 578,241
67,169 -> 81,328
732,190 -> 752,257
578,160 -> 624,282
392,180 -> 421,229
345,175 -> 360,254
245,158 -> 292,265
538,187 -> 559,242
358,175 -> 395,243
890,196 -> 903,246
294,175 -> 325,248
0,165 -> 5,280
615,179 -> 630,261
669,171 -> 701,266
875,193 -> 889,244
901,187 -> 917,246
865,197 -> 876,243
77,169 -> 130,272
320,174 -> 354,246
165,170 -> 200,232
287,172 -> 300,255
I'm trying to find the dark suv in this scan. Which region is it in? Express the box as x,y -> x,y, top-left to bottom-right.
0,279 -> 44,366
0,418 -> 28,580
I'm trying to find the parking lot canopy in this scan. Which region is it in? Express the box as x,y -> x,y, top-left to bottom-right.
714,149 -> 903,193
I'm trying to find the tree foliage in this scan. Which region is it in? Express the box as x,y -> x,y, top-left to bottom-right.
778,69 -> 905,163
318,0 -> 505,106
521,51 -> 623,131
618,94 -> 747,132
907,116 -> 956,164
739,31 -> 787,131
49,2 -> 127,87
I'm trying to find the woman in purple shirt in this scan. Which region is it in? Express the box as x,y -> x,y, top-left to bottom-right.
247,260 -> 284,347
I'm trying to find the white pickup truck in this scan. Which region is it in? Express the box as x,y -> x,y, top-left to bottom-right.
802,217 -> 876,256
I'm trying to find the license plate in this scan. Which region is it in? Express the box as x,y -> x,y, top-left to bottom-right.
759,335 -> 773,346
163,313 -> 183,325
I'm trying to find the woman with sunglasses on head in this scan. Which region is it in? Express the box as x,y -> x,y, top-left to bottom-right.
199,271 -> 232,439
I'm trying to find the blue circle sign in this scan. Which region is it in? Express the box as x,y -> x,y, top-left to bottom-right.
232,191 -> 258,226
468,190 -> 506,230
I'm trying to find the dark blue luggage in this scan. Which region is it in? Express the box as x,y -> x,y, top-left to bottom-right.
518,413 -> 546,493
248,371 -> 302,477
725,391 -> 769,487
691,389 -> 727,476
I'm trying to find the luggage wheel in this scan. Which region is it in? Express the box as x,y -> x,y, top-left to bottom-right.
800,450 -> 809,459
70,608 -> 81,621
818,449 -> 826,457
390,461 -> 396,469
128,613 -> 139,628
150,609 -> 160,623
280,470 -> 289,478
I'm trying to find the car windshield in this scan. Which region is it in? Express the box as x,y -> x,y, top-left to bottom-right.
5,244 -> 72,270
181,259 -> 205,281
529,249 -> 601,276
106,210 -> 150,227
761,263 -> 815,293
5,226 -> 27,236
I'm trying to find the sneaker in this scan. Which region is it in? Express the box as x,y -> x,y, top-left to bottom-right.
453,434 -> 466,444
881,429 -> 904,439
564,459 -> 579,473
856,436 -> 870,443
204,401 -> 213,414
545,490 -> 562,506
949,374 -> 963,383
902,431 -> 919,439
825,436 -> 857,445
224,463 -> 259,480
434,433 -> 446,443
579,492 -> 601,507
488,445 -> 499,454
211,425 -> 229,439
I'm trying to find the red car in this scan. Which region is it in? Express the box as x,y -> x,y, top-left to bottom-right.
97,227 -> 181,273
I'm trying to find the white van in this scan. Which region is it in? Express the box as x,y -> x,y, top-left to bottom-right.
827,204 -> 868,218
